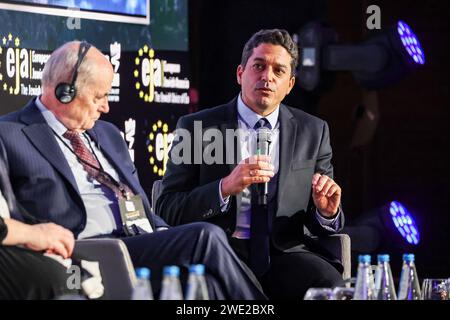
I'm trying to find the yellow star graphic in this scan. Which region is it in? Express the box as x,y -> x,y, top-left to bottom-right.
0,47 -> 2,54
9,86 -> 13,94
3,83 -> 7,91
2,37 -> 6,45
8,33 -> 12,41
0,74 -> 3,81
14,38 -> 20,47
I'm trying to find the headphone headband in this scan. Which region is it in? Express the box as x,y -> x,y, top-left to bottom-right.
54,41 -> 92,104
69,41 -> 91,89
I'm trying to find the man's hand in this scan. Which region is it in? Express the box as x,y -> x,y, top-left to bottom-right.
25,223 -> 75,259
311,173 -> 341,218
221,155 -> 274,198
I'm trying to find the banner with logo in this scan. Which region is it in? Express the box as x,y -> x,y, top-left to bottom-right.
0,0 -> 189,199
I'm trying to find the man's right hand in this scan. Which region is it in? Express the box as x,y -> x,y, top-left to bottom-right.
25,223 -> 75,259
221,155 -> 274,198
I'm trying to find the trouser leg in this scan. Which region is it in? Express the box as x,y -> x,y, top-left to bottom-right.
261,251 -> 344,300
121,222 -> 266,300
0,246 -> 76,300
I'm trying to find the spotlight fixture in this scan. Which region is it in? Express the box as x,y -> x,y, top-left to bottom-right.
343,201 -> 420,254
296,20 -> 426,91
397,21 -> 425,65
388,201 -> 420,245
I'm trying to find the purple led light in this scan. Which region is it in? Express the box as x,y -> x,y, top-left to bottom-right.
389,201 -> 420,245
397,21 -> 425,65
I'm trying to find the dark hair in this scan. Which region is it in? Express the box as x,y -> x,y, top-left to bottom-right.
240,29 -> 298,77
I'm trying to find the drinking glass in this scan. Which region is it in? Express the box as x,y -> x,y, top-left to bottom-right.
332,287 -> 355,300
303,288 -> 334,300
421,278 -> 449,300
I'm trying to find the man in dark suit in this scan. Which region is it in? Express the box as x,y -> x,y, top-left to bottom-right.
0,41 -> 266,300
156,29 -> 345,299
0,143 -> 77,299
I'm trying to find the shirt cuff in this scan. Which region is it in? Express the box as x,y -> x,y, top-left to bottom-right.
219,179 -> 231,212
315,209 -> 341,232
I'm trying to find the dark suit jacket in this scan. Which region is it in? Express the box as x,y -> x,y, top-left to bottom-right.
156,97 -> 344,257
0,98 -> 167,238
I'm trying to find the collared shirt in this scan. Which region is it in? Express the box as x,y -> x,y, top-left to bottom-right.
0,190 -> 10,219
35,97 -> 122,239
220,94 -> 340,239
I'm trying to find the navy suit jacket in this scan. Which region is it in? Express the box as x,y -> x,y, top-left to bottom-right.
0,98 -> 167,238
156,98 -> 344,259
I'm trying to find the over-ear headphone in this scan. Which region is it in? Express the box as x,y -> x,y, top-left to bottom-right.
55,41 -> 92,104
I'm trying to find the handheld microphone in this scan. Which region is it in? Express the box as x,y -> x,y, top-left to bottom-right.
256,127 -> 271,205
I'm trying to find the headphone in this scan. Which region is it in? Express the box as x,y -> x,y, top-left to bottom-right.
55,41 -> 92,104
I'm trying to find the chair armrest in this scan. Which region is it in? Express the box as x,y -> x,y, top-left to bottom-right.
319,233 -> 351,279
309,234 -> 352,281
151,179 -> 163,211
74,238 -> 136,300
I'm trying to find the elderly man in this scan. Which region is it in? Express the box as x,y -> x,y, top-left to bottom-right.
0,41 -> 265,300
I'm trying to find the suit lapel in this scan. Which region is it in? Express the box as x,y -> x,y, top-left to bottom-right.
219,99 -> 240,173
20,101 -> 80,194
219,99 -> 242,216
276,104 -> 297,217
87,127 -> 142,194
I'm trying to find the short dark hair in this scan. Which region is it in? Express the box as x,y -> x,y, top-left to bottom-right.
240,29 -> 298,77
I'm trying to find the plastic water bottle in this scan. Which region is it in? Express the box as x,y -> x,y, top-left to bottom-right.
185,264 -> 210,300
354,254 -> 375,300
159,265 -> 183,300
374,254 -> 397,300
132,267 -> 154,300
397,253 -> 421,300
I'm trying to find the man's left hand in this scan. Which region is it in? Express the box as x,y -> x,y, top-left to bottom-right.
311,173 -> 341,218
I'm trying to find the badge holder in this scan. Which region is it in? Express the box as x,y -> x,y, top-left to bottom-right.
118,195 -> 153,236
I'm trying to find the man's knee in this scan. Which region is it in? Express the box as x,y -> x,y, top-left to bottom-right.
311,260 -> 344,288
187,222 -> 227,245
318,271 -> 344,288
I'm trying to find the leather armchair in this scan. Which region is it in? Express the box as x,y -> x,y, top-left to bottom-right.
73,238 -> 136,300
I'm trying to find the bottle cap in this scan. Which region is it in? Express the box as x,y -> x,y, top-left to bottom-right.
358,254 -> 371,263
403,253 -> 415,262
377,254 -> 390,262
135,267 -> 151,279
189,264 -> 205,275
163,265 -> 180,276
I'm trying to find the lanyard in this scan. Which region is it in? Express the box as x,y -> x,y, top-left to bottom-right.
53,130 -> 129,198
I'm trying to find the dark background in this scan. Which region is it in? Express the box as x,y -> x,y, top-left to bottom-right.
0,0 -> 447,283
188,0 -> 450,279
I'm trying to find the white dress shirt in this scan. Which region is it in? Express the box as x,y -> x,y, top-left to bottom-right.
219,94 -> 340,239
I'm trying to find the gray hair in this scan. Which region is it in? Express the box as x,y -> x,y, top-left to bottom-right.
240,29 -> 298,77
41,41 -> 97,95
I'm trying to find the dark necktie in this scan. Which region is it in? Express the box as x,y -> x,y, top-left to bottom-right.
249,118 -> 272,277
63,130 -> 134,226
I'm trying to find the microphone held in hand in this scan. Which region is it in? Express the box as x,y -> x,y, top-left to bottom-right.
256,127 -> 271,205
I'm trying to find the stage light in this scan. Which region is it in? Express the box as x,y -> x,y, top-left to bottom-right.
343,201 -> 420,255
389,201 -> 420,245
296,20 -> 426,91
397,21 -> 425,65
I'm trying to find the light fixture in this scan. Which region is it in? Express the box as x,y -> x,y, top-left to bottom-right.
388,201 -> 420,245
343,201 -> 421,254
296,20 -> 426,91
